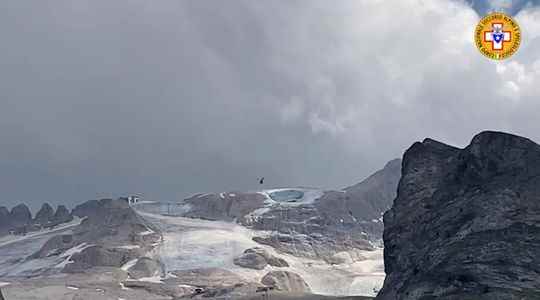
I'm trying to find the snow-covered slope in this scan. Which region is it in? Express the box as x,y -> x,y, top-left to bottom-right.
137,209 -> 384,297
0,218 -> 82,277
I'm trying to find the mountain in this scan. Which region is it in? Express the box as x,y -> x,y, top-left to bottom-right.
377,131 -> 540,300
0,159 -> 401,299
164,159 -> 401,262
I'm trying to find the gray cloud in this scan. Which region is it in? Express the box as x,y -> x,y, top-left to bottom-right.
1,0 -> 540,211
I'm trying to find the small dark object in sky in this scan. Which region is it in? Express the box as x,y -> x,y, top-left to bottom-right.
259,177 -> 265,185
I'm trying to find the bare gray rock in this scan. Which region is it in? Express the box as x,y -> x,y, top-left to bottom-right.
64,245 -> 135,273
9,204 -> 32,228
34,203 -> 54,226
234,251 -> 268,270
178,160 -> 400,261
261,271 -> 311,293
29,198 -> 161,275
378,131 -> 540,300
165,268 -> 244,288
52,205 -> 73,225
128,257 -> 164,279
183,192 -> 267,221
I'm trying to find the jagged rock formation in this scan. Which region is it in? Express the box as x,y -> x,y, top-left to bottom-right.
261,271 -> 311,293
9,204 -> 32,228
33,203 -> 54,226
51,205 -> 73,225
0,203 -> 74,236
378,131 -> 540,300
32,198 -> 161,274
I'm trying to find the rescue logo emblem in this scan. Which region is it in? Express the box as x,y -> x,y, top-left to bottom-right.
475,12 -> 521,60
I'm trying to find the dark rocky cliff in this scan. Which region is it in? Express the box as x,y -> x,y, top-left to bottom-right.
377,131 -> 540,300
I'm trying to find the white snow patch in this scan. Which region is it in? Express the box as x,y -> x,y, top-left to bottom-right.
121,258 -> 139,271
119,282 -> 130,290
229,193 -> 236,197
136,275 -> 163,283
0,282 -> 10,287
0,217 -> 82,248
138,229 -> 155,236
115,245 -> 140,250
56,243 -> 94,269
140,211 -> 385,297
66,286 -> 79,290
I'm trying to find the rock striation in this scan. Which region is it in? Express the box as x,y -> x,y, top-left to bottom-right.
378,131 -> 540,300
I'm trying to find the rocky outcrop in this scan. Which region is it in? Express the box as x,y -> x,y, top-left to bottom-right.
127,257 -> 164,279
378,131 -> 540,300
183,192 -> 267,221
165,268 -> 245,287
233,247 -> 289,270
234,251 -> 268,270
9,204 -> 32,228
51,205 -> 73,225
0,207 -> 10,234
261,271 -> 311,293
33,198 -> 161,274
176,160 -> 400,261
0,204 -> 74,237
64,245 -> 134,273
33,203 -> 54,226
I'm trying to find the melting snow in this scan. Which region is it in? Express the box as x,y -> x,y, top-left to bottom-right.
139,211 -> 385,297
115,245 -> 140,250
121,258 -> 139,271
138,229 -> 155,236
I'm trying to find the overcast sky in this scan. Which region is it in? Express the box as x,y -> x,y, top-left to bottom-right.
1,0 -> 540,211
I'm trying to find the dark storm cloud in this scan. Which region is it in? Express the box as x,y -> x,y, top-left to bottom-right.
1,0 -> 540,211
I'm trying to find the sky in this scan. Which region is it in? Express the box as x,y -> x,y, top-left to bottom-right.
1,0 -> 540,211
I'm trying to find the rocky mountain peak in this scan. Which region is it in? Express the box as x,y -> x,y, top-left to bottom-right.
9,204 -> 31,227
378,131 -> 540,300
34,203 -> 54,225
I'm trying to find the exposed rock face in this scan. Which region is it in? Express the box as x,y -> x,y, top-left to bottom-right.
33,198 -> 161,274
176,159 -> 400,261
51,205 -> 73,225
378,131 -> 540,300
183,192 -> 267,221
127,257 -> 164,279
64,245 -> 134,273
33,203 -> 54,226
9,204 -> 32,228
233,251 -> 268,270
233,247 -> 289,270
165,268 -> 245,287
261,271 -> 311,293
0,207 -> 10,234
